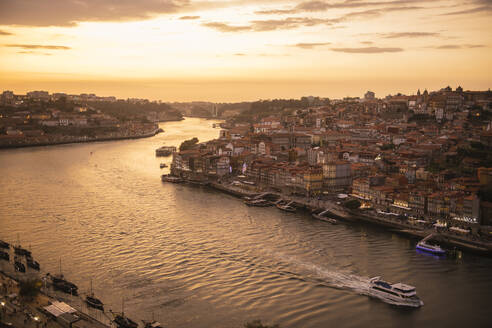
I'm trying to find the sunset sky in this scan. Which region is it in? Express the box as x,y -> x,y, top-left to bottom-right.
0,0 -> 491,101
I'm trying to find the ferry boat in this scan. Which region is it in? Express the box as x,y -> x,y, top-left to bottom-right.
369,277 -> 423,307
416,240 -> 446,255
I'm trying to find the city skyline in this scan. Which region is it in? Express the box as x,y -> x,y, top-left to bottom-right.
1,0 -> 491,101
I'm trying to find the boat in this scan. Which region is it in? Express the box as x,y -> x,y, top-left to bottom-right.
143,321 -> 163,328
0,240 -> 9,249
14,246 -> 31,257
416,234 -> 445,255
114,315 -> 138,328
85,279 -> 104,311
51,276 -> 79,296
0,251 -> 9,261
86,296 -> 104,311
113,299 -> 138,328
14,260 -> 26,273
276,201 -> 296,212
49,260 -> 79,296
155,146 -> 176,157
161,175 -> 183,183
244,199 -> 271,207
26,257 -> 40,271
319,216 -> 338,224
159,163 -> 168,169
312,209 -> 337,224
368,276 -> 423,307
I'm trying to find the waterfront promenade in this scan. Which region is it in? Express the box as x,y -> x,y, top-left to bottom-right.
0,259 -> 111,328
205,180 -> 492,255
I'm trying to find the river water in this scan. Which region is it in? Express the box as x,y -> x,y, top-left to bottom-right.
1,117 -> 491,328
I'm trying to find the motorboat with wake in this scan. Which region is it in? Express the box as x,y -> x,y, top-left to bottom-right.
416,234 -> 445,255
369,276 -> 423,307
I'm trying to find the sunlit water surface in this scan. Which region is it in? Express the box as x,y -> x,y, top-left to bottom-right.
1,117 -> 491,328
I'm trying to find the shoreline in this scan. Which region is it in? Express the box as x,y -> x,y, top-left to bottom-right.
0,128 -> 162,150
171,177 -> 492,256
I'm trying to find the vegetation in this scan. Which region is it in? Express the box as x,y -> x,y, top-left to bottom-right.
244,320 -> 280,328
19,279 -> 42,300
344,199 -> 361,210
179,137 -> 199,151
234,97 -> 329,123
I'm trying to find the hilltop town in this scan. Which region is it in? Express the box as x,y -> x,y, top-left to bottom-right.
168,86 -> 492,235
0,91 -> 183,148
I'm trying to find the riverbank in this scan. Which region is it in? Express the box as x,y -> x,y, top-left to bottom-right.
173,178 -> 492,256
0,270 -> 109,328
0,127 -> 162,150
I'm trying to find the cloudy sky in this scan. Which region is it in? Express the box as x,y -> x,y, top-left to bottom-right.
0,0 -> 491,101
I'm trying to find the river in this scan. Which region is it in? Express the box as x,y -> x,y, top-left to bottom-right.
0,117 -> 491,328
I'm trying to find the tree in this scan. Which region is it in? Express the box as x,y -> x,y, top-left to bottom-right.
179,137 -> 199,151
19,279 -> 42,300
344,199 -> 361,210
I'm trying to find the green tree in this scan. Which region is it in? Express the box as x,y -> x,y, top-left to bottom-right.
179,137 -> 199,151
344,199 -> 361,210
19,279 -> 42,300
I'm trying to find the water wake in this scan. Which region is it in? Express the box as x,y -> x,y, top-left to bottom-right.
271,252 -> 418,307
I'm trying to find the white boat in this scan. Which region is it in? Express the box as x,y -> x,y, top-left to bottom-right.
416,234 -> 446,255
368,277 -> 423,307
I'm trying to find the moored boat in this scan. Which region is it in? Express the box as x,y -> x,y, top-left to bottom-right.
416,233 -> 445,256
86,295 -> 104,311
244,199 -> 271,207
276,202 -> 296,212
143,320 -> 163,328
0,240 -> 9,249
368,276 -> 423,307
0,251 -> 9,261
160,163 -> 168,168
50,274 -> 79,296
161,175 -> 183,183
416,240 -> 446,255
14,246 -> 31,257
26,257 -> 40,270
114,314 -> 138,328
14,260 -> 26,273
